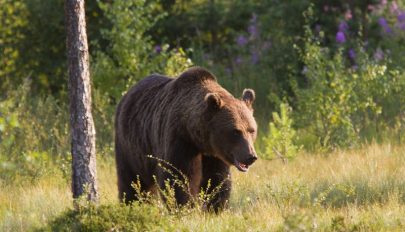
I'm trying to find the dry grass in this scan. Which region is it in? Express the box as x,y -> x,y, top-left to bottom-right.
1,143 -> 405,231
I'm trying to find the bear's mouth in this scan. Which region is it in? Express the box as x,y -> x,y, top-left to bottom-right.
234,157 -> 257,172
235,161 -> 250,172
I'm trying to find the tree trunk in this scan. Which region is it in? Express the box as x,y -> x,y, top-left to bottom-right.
65,0 -> 98,202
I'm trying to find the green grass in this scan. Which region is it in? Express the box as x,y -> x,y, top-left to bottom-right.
2,143 -> 405,231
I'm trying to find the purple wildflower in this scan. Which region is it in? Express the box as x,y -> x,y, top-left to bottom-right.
398,22 -> 405,30
248,13 -> 259,38
336,31 -> 346,43
398,11 -> 405,22
338,21 -> 349,32
235,57 -> 242,64
374,48 -> 384,61
154,45 -> 162,53
378,17 -> 389,27
378,17 -> 393,33
236,35 -> 248,46
348,49 -> 356,60
248,25 -> 258,38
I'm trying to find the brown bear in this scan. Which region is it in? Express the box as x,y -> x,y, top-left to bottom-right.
115,67 -> 257,211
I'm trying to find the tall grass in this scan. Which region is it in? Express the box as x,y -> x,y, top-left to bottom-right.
1,143 -> 405,231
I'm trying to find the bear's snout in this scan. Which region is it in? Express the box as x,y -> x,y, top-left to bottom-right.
234,153 -> 257,172
243,155 -> 257,165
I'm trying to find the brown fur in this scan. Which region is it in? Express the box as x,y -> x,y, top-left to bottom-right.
115,67 -> 257,211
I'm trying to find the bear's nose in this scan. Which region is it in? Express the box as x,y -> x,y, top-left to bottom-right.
244,156 -> 257,165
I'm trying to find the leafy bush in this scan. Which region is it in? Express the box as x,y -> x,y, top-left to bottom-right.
92,0 -> 192,100
0,0 -> 29,92
294,15 -> 405,149
0,81 -> 70,182
42,203 -> 177,232
41,162 -> 231,231
262,103 -> 300,161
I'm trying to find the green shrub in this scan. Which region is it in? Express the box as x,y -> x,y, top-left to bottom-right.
92,0 -> 192,100
295,19 -> 405,149
0,81 -> 70,182
262,103 -> 300,161
281,211 -> 317,232
41,203 -> 178,232
0,0 -> 29,92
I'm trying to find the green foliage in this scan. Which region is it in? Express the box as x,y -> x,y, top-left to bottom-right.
0,81 -> 70,182
92,0 -> 192,99
0,0 -> 28,92
42,203 -> 177,232
295,18 -> 405,149
262,103 -> 300,161
153,0 -> 258,54
164,47 -> 193,77
0,0 -> 69,93
281,211 -> 317,232
0,0 -> 106,93
91,89 -> 115,154
2,0 -> 405,155
41,158 -> 232,231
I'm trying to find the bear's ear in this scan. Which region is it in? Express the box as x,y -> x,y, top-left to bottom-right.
242,89 -> 255,108
205,93 -> 223,111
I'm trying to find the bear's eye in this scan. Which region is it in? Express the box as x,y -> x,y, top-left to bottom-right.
247,128 -> 255,134
232,129 -> 242,136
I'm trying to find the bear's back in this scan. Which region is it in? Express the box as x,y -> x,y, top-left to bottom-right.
131,74 -> 172,93
115,74 -> 171,146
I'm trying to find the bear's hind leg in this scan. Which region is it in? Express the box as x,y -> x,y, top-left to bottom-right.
117,161 -> 155,204
116,158 -> 138,203
116,149 -> 153,204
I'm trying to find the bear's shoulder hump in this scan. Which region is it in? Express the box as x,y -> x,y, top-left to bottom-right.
175,67 -> 217,85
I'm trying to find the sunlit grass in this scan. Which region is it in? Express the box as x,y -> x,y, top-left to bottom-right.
1,143 -> 405,231
0,171 -> 71,231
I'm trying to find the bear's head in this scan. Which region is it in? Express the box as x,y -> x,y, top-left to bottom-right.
204,89 -> 258,172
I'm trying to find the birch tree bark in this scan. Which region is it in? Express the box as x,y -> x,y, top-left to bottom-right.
65,0 -> 98,202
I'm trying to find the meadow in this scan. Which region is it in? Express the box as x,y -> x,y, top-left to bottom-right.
2,0 -> 405,231
1,143 -> 405,231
